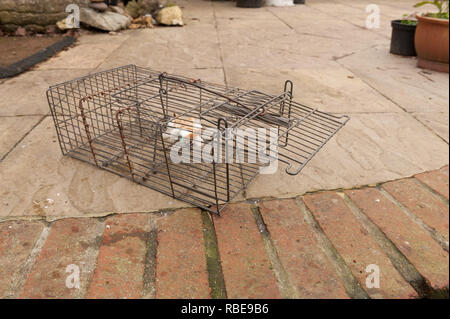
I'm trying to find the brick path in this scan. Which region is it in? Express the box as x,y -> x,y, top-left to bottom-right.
0,166 -> 448,299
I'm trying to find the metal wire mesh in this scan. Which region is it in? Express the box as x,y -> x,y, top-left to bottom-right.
47,65 -> 349,214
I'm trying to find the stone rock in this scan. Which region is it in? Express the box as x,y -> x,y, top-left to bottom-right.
132,16 -> 144,24
156,6 -> 183,26
80,7 -> 131,31
110,5 -> 126,16
89,2 -> 108,12
144,15 -> 153,28
56,19 -> 71,31
14,26 -> 26,36
128,23 -> 142,29
0,0 -> 90,26
45,25 -> 58,34
24,24 -> 46,34
0,24 -> 18,33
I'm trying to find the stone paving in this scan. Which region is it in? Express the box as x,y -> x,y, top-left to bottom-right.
0,0 -> 448,298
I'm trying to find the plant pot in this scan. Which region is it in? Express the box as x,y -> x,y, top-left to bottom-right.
415,15 -> 449,73
236,0 -> 264,8
390,20 -> 417,56
294,0 -> 305,3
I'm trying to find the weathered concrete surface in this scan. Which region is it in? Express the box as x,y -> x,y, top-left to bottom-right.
413,113 -> 449,143
0,70 -> 90,116
338,45 -> 449,114
246,113 -> 449,199
94,25 -> 222,71
0,0 -> 448,218
0,117 -> 189,220
0,116 -> 42,160
35,37 -> 130,70
225,66 -> 402,114
79,7 -> 131,32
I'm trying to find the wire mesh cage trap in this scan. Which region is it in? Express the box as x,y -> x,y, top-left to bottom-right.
47,65 -> 349,215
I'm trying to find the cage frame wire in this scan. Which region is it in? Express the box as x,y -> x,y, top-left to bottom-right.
47,64 -> 349,215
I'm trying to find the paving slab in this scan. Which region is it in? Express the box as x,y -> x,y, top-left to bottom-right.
75,30 -> 132,46
216,15 -> 381,62
213,2 -> 277,20
0,117 -> 189,220
0,115 -> 42,160
339,45 -> 449,113
304,0 -> 421,38
224,66 -> 402,113
246,112 -> 449,199
34,35 -> 130,71
267,2 -> 390,47
413,112 -> 449,143
0,69 -> 91,116
179,0 -> 215,25
95,26 -> 222,71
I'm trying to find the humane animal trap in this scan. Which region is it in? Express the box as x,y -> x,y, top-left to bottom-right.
47,65 -> 349,215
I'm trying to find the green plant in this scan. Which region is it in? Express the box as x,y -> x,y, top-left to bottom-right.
401,14 -> 418,25
401,19 -> 419,25
414,0 -> 449,19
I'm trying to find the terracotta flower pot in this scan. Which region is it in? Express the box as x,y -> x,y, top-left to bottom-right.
415,15 -> 449,73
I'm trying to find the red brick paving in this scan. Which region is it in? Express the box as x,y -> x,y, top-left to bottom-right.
87,214 -> 152,299
303,192 -> 418,299
0,221 -> 44,298
259,199 -> 349,299
213,203 -> 282,299
156,208 -> 210,299
346,188 -> 449,290
20,218 -> 101,298
383,179 -> 449,241
415,170 -> 449,200
0,168 -> 448,299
